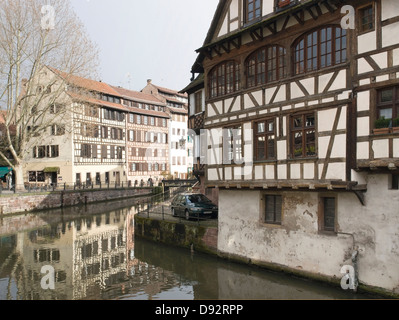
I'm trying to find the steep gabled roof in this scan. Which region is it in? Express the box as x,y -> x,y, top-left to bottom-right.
111,86 -> 166,106
50,67 -> 122,97
67,92 -> 129,112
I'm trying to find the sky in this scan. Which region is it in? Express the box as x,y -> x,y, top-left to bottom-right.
69,0 -> 219,93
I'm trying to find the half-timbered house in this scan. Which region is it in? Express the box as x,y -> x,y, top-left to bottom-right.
187,0 -> 399,295
181,75 -> 219,203
24,69 -> 128,187
112,86 -> 170,186
142,80 -> 191,179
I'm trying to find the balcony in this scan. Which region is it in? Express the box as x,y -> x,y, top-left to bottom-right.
188,112 -> 205,132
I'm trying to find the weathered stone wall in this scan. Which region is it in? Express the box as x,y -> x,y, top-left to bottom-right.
217,175 -> 399,297
0,188 -> 151,215
134,215 -> 218,255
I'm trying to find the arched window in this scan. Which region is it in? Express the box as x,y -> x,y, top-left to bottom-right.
246,45 -> 286,88
209,61 -> 240,98
294,26 -> 347,75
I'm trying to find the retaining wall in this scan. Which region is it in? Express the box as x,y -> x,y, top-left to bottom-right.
134,215 -> 218,255
0,188 -> 151,215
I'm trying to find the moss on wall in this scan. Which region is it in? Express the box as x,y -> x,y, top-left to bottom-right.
134,215 -> 217,256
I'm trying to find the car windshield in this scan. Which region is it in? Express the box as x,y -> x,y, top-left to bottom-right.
187,195 -> 212,204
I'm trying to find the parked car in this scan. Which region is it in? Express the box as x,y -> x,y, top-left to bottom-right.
171,193 -> 218,220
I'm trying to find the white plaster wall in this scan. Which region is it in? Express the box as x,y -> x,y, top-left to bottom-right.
382,0 -> 399,20
382,22 -> 399,48
357,91 -> 370,112
218,190 -> 354,279
262,0 -> 274,16
373,139 -> 389,159
357,141 -> 369,160
338,174 -> 399,292
218,177 -> 399,292
358,31 -> 377,54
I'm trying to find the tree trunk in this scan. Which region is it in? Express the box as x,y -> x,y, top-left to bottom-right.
14,164 -> 25,192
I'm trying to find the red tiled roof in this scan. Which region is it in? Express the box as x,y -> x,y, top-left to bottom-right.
168,106 -> 188,115
50,68 -> 122,97
128,106 -> 170,119
111,86 -> 166,106
67,92 -> 130,112
147,82 -> 188,99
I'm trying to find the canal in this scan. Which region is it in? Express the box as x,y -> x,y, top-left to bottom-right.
0,198 -> 382,300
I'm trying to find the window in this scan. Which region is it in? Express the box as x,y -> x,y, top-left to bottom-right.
392,175 -> 399,190
359,5 -> 374,33
264,195 -> 282,225
223,126 -> 243,164
209,61 -> 240,98
195,91 -> 203,114
291,114 -> 316,158
29,171 -> 44,183
376,86 -> 399,126
50,145 -> 59,158
128,130 -> 134,142
37,146 -> 46,158
102,145 -> 108,159
321,197 -> 336,232
247,46 -> 286,88
254,119 -> 276,161
294,26 -> 347,75
245,0 -> 262,24
81,144 -> 92,158
51,124 -> 65,136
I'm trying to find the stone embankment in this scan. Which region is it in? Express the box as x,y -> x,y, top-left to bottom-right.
0,188 -> 151,216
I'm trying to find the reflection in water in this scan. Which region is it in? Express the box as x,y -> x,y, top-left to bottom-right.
0,199 -> 381,300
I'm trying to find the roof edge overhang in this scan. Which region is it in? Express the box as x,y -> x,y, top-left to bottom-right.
193,0 -> 343,72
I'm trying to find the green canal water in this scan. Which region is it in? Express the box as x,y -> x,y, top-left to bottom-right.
0,198 -> 383,300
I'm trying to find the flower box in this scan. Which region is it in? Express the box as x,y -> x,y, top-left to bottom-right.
373,128 -> 390,135
278,0 -> 291,8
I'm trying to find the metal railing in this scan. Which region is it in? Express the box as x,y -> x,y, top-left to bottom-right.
0,181 -> 156,195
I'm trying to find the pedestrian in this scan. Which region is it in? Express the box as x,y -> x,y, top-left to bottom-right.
6,173 -> 10,190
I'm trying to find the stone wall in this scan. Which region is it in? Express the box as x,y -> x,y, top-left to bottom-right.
0,188 -> 151,215
216,174 -> 399,297
134,215 -> 218,255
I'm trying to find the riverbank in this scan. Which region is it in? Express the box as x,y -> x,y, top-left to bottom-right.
134,214 -> 397,299
0,187 -> 152,216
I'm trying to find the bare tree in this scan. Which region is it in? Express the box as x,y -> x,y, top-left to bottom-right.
0,0 -> 99,189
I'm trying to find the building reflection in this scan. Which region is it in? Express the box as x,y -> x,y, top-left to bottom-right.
0,201 -> 191,300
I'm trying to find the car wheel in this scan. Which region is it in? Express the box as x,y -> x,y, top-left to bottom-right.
185,210 -> 190,221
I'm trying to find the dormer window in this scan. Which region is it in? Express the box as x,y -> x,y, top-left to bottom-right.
245,0 -> 262,24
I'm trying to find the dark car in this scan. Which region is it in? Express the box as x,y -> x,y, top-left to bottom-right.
171,193 -> 218,220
